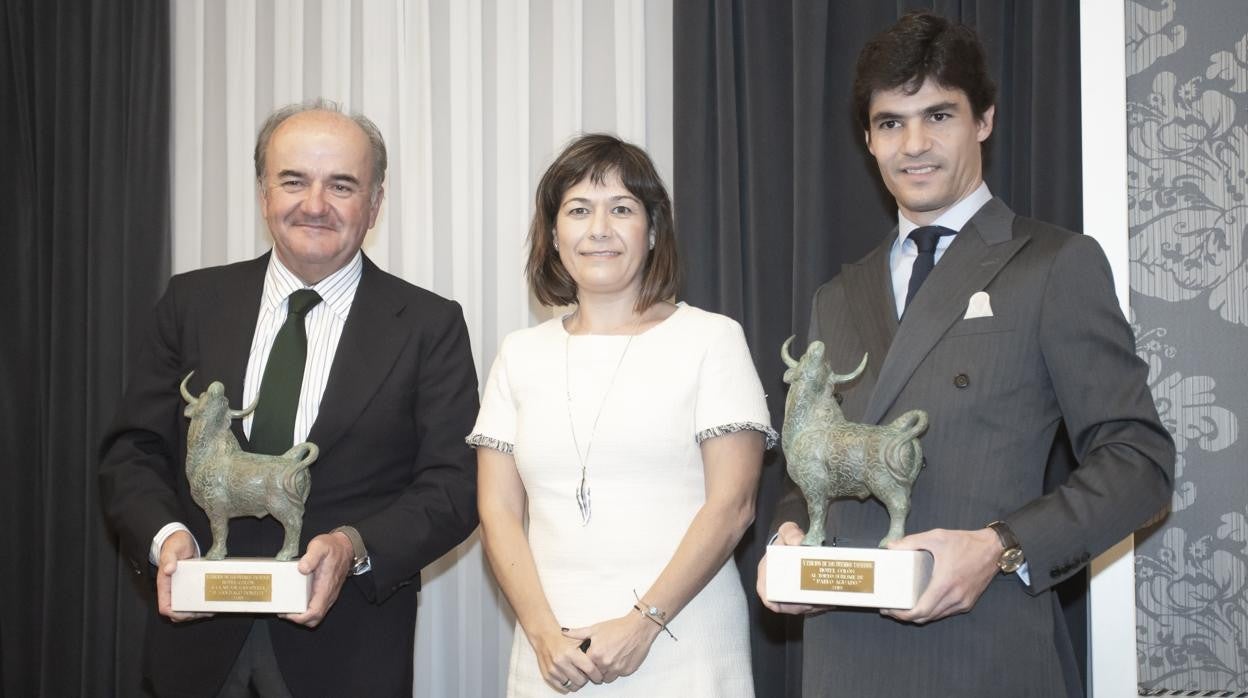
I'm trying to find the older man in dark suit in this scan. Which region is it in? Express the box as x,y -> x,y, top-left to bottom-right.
758,12 -> 1174,697
99,100 -> 479,697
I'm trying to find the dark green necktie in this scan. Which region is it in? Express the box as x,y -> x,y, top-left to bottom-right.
249,289 -> 323,455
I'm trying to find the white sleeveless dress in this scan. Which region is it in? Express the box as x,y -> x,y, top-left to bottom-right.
468,304 -> 775,697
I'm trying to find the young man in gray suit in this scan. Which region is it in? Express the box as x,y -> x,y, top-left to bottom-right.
758,11 -> 1174,697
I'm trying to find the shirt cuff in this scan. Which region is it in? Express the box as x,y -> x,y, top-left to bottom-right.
150,522 -> 199,564
1016,561 -> 1031,586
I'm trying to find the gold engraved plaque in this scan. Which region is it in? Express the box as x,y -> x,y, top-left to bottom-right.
204,573 -> 273,602
800,558 -> 875,593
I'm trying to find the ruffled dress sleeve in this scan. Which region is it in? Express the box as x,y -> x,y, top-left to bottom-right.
465,337 -> 516,455
693,316 -> 779,449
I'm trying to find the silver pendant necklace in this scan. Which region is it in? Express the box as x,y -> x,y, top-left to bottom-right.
564,315 -> 640,526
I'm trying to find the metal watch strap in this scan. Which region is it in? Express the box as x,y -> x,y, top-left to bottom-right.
333,525 -> 371,575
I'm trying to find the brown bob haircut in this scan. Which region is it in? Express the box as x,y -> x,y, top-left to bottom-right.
526,134 -> 679,311
852,10 -> 997,132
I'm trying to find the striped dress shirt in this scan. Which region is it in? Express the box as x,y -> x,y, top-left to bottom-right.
242,251 -> 363,444
888,181 -> 992,317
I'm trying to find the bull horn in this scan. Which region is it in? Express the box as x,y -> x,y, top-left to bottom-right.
229,394 -> 260,419
180,372 -> 197,405
781,336 -> 799,369
829,353 -> 868,385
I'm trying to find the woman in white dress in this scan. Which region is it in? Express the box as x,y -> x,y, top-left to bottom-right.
469,134 -> 776,696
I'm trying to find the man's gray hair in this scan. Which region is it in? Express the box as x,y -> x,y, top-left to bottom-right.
253,98 -> 388,201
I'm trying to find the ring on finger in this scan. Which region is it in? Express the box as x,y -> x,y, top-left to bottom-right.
561,678 -> 573,689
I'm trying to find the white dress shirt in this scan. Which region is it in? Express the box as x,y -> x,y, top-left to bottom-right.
241,251 -> 362,444
888,182 -> 993,317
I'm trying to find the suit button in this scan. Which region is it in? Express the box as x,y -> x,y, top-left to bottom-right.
953,374 -> 970,388
1050,567 -> 1061,578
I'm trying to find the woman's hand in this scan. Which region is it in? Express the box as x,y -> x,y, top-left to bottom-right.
562,610 -> 662,683
481,448 -> 600,692
529,626 -> 603,693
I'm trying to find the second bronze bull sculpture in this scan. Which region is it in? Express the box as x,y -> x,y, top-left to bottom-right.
781,337 -> 928,547
180,373 -> 319,560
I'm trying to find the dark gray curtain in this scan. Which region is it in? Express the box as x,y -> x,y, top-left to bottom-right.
0,1 -> 170,695
672,2 -> 1083,696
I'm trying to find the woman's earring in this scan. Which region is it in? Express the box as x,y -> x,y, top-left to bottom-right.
553,232 -> 559,251
649,233 -> 656,250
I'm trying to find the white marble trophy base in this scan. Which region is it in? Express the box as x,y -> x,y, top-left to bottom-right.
171,558 -> 311,613
766,544 -> 934,610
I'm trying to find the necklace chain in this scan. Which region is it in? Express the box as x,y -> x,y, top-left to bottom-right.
564,314 -> 642,526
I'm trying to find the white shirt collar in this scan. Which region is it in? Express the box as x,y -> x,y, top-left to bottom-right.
261,251 -> 364,321
895,181 -> 993,246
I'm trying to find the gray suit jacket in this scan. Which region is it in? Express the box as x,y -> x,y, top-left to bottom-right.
774,198 -> 1174,697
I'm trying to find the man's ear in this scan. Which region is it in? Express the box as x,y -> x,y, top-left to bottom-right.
368,186 -> 385,228
976,105 -> 996,143
256,180 -> 269,215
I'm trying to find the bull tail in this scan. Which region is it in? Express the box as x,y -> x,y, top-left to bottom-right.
280,442 -> 319,504
882,410 -> 928,484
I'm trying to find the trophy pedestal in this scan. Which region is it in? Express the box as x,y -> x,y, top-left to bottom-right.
766,544 -> 933,610
171,558 -> 311,613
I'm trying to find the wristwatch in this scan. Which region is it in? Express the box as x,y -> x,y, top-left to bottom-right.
987,520 -> 1025,574
333,525 -> 372,576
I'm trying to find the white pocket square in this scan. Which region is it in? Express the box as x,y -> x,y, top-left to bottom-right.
963,291 -> 993,319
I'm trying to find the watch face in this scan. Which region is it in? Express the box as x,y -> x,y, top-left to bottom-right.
999,548 -> 1024,574
350,556 -> 372,576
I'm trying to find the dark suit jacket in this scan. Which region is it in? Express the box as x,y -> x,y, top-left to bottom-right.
774,199 -> 1174,697
99,253 -> 480,697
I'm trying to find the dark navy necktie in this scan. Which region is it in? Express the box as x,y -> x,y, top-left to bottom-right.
904,225 -> 956,310
249,289 -> 323,455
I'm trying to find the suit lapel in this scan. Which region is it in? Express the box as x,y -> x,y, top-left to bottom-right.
307,256 -> 410,457
842,236 -> 899,384
197,255 -> 267,448
862,198 -> 1029,425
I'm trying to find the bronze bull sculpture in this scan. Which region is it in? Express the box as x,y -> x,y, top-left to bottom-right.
781,337 -> 927,547
180,373 -> 318,560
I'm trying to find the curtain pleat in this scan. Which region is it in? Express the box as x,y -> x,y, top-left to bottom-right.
0,1 -> 170,696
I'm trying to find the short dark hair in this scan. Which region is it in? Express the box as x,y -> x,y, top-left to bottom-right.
852,10 -> 996,131
526,134 -> 679,311
254,98 -> 388,202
